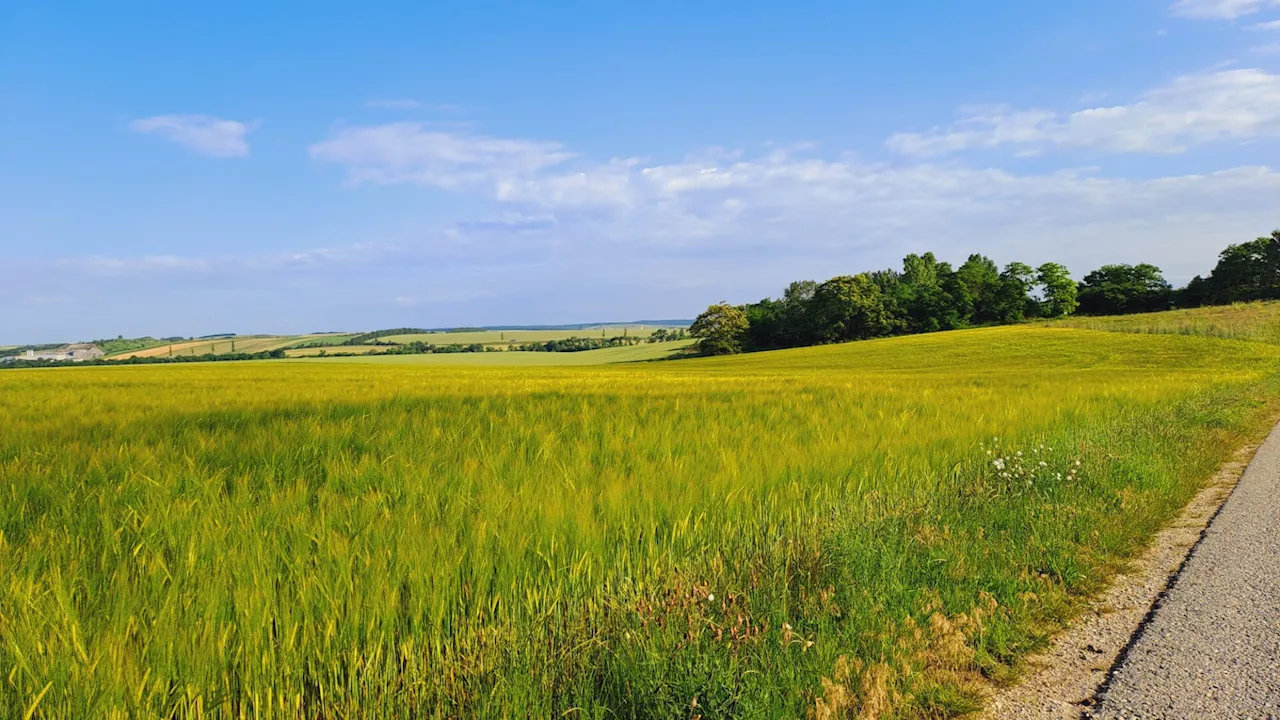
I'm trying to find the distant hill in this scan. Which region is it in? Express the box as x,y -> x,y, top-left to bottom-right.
428,320 -> 693,332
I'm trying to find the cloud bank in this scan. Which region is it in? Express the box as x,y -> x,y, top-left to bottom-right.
886,69 -> 1280,157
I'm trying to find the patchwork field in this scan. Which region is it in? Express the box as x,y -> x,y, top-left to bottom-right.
292,340 -> 697,365
382,325 -> 668,346
3,323 -> 1280,718
111,335 -> 346,359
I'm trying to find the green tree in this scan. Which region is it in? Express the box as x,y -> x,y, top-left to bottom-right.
1202,231 -> 1280,303
994,262 -> 1037,323
778,280 -> 819,347
810,274 -> 895,343
956,254 -> 1002,324
1178,275 -> 1211,309
740,298 -> 784,351
1077,264 -> 1173,315
690,302 -> 749,355
1036,262 -> 1079,318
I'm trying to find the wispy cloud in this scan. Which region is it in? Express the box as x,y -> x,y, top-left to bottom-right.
309,123 -> 575,189
1251,19 -> 1280,28
1172,0 -> 1280,19
129,115 -> 255,157
365,99 -> 425,110
886,68 -> 1280,157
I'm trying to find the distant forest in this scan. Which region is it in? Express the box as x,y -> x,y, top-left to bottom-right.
691,230 -> 1280,355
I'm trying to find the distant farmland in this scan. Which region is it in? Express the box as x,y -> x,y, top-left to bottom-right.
293,340 -> 697,364
5,320 -> 1280,717
382,325 -> 665,346
111,334 -> 349,359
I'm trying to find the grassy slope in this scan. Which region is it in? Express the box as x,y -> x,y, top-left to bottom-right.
382,326 -> 661,345
1051,300 -> 1280,346
2,325 -> 1279,718
293,340 -> 697,365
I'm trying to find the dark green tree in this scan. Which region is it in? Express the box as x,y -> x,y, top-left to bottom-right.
810,274 -> 895,343
1178,275 -> 1211,309
1077,264 -> 1173,315
690,302 -> 750,355
897,253 -> 970,333
956,254 -> 1003,324
993,262 -> 1038,323
1036,262 -> 1079,318
740,298 -> 785,351
1201,231 -> 1280,303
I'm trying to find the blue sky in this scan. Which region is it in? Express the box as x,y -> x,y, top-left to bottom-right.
3,0 -> 1279,342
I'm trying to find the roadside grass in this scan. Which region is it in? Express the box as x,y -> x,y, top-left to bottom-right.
2,326 -> 1278,718
1050,300 -> 1280,345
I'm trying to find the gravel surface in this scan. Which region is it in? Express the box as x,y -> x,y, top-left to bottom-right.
1090,423 -> 1280,719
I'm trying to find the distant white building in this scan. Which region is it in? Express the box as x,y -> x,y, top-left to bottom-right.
15,344 -> 105,362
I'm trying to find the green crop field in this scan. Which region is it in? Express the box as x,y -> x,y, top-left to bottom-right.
382,326 -> 670,345
283,344 -> 393,358
3,322 -> 1280,718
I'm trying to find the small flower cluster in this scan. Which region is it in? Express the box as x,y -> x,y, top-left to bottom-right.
981,437 -> 1082,494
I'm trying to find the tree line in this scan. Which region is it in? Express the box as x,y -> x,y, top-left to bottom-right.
691,230 -> 1280,355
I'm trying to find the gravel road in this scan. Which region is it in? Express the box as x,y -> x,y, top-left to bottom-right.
1090,423 -> 1280,719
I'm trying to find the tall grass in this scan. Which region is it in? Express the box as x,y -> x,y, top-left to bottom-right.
1051,300 -> 1280,346
2,326 -> 1279,718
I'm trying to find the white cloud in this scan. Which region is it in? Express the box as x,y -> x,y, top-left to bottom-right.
1255,42 -> 1280,52
1172,0 -> 1280,19
75,141 -> 1280,283
13,134 -> 1280,340
309,123 -> 575,189
365,99 -> 425,110
887,68 -> 1280,156
1251,19 -> 1280,28
129,115 -> 254,157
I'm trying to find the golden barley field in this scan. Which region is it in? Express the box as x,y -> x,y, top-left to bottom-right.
3,323 -> 1279,718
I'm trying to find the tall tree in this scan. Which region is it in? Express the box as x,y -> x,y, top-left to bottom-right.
898,253 -> 969,332
1202,231 -> 1280,303
1177,275 -> 1211,309
740,298 -> 784,351
690,303 -> 749,355
1036,263 -> 1079,318
956,254 -> 1002,324
1077,264 -> 1173,315
810,274 -> 895,343
994,262 -> 1037,323
779,280 -> 819,347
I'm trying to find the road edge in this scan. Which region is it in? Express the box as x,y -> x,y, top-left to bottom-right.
977,432 -> 1270,720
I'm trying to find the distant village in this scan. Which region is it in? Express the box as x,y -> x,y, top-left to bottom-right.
1,343 -> 105,363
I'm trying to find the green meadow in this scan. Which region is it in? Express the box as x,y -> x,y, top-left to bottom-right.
3,320 -> 1280,718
